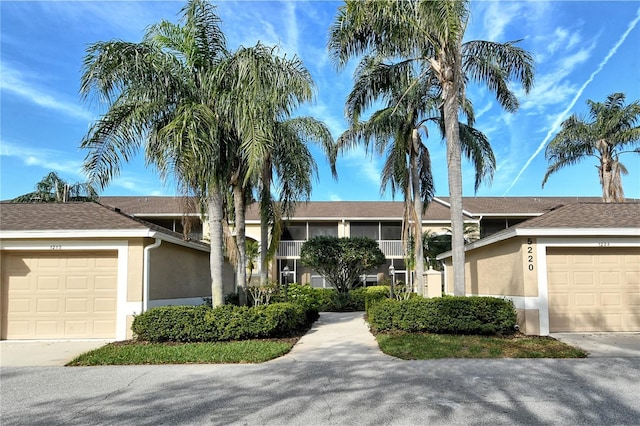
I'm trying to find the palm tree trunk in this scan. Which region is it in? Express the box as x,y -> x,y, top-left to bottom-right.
411,129 -> 425,296
233,183 -> 247,304
442,63 -> 466,296
208,189 -> 225,307
259,162 -> 272,285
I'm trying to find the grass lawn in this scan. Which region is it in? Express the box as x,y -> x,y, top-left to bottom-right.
67,338 -> 298,366
376,332 -> 588,359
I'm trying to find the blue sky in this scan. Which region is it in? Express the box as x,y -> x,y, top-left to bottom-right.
2,1 -> 639,202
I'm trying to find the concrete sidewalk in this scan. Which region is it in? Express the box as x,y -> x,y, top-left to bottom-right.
0,340 -> 111,367
273,311 -> 395,362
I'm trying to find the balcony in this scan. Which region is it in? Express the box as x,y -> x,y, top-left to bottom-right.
277,240 -> 405,258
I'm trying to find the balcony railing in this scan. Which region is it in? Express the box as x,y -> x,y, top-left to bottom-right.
378,240 -> 405,257
277,239 -> 405,258
278,241 -> 305,257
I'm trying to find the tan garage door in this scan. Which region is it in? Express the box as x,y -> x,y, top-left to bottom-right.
1,251 -> 118,339
547,247 -> 640,332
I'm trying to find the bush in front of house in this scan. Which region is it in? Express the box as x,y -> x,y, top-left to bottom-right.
131,305 -> 214,342
367,296 -> 517,336
282,283 -> 390,312
347,285 -> 390,311
131,302 -> 318,343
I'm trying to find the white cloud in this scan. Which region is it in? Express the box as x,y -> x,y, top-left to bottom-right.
329,193 -> 342,202
1,64 -> 92,121
0,139 -> 85,178
340,146 -> 381,188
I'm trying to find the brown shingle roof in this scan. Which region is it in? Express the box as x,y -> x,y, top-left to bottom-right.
99,196 -> 193,216
245,200 -> 463,221
0,202 -> 150,231
515,203 -> 640,229
439,196 -> 617,214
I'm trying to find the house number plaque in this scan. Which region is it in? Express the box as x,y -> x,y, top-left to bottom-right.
526,238 -> 534,271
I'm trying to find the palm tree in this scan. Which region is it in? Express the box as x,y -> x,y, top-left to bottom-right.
257,117 -> 336,285
213,44 -> 335,295
12,171 -> 98,203
328,0 -> 534,295
80,0 -> 230,306
338,55 -> 494,295
543,93 -> 640,202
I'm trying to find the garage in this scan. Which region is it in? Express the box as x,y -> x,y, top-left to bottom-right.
547,247 -> 640,332
1,251 -> 118,339
438,202 -> 640,335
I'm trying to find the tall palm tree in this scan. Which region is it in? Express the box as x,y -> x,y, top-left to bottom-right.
543,93 -> 640,202
338,55 -> 494,294
258,117 -> 337,285
328,0 -> 534,295
12,171 -> 98,203
80,0 -> 230,306
214,44 -> 336,294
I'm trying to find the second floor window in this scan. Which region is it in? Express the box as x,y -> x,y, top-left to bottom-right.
308,222 -> 338,238
350,222 -> 379,239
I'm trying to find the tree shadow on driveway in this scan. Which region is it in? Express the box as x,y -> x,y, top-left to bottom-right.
1,358 -> 639,425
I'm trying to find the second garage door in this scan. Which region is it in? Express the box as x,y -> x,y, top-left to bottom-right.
1,251 -> 118,339
547,247 -> 640,332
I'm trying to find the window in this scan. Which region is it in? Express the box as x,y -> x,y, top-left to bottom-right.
380,222 -> 402,240
350,222 -> 379,239
282,223 -> 306,240
308,222 -> 338,238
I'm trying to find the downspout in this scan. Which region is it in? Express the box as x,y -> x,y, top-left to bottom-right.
143,238 -> 162,312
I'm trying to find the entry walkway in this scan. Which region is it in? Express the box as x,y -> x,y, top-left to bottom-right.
273,311 -> 395,362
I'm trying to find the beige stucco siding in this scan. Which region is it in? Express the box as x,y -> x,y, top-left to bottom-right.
148,243 -> 211,300
126,239 -> 145,303
454,237 -> 537,297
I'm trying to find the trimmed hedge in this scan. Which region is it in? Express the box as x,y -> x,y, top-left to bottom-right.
131,302 -> 318,343
367,296 -> 517,336
283,283 -> 390,312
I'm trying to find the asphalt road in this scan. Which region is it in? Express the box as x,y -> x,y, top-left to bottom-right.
2,358 -> 639,425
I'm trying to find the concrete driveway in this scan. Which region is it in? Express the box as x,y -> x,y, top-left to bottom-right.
0,340 -> 111,366
551,333 -> 640,357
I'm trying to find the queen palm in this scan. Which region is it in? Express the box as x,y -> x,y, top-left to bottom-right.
214,45 -> 335,293
12,171 -> 98,203
543,93 -> 640,202
338,55 -> 494,294
257,117 -> 336,285
329,0 -> 534,295
80,0 -> 231,306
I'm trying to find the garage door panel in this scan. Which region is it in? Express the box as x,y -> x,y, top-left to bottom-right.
2,251 -> 118,339
601,313 -> 623,329
575,293 -> 596,307
66,276 -> 90,291
66,298 -> 89,313
600,292 -> 621,307
94,298 -> 117,313
37,276 -> 61,291
574,272 -> 594,286
548,247 -> 640,332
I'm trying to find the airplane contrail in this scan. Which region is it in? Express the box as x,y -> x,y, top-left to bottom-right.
503,6 -> 640,196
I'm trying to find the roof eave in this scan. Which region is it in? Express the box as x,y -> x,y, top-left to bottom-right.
436,227 -> 640,260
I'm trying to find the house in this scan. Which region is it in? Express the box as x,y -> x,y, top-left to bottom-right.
0,202 -> 233,341
101,195 -> 613,289
438,203 -> 640,335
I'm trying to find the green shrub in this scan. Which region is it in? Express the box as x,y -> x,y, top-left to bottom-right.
132,302 -> 318,343
348,286 -> 390,311
367,296 -> 517,336
285,283 -> 334,311
131,305 -> 214,342
282,283 -> 391,312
